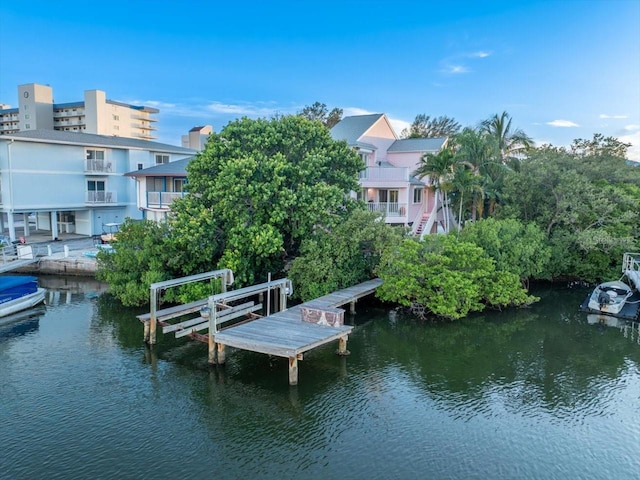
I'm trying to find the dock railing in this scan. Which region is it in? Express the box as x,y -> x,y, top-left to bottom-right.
623,252 -> 640,291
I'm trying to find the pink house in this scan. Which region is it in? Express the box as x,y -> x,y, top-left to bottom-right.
330,113 -> 448,236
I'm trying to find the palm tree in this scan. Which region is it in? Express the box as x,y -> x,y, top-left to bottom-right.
449,164 -> 482,232
413,147 -> 456,233
453,128 -> 499,220
480,111 -> 533,165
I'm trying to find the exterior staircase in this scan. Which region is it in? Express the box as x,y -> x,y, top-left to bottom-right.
413,213 -> 430,237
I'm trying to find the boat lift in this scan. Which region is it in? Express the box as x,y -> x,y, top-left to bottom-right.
622,253 -> 640,291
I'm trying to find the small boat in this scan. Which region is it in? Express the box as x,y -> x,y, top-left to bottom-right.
0,276 -> 46,318
586,280 -> 633,315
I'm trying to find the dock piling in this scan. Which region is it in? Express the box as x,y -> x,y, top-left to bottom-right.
337,335 -> 350,356
288,357 -> 298,385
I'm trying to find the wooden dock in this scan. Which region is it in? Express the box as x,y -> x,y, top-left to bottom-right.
138,273 -> 382,384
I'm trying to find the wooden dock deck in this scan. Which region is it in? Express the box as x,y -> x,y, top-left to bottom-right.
214,278 -> 382,358
139,275 -> 382,384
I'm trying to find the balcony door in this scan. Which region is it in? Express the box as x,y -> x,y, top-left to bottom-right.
379,189 -> 399,213
87,180 -> 105,202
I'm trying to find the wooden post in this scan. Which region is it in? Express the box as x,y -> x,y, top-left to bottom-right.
207,298 -> 216,364
337,335 -> 350,356
149,288 -> 158,345
288,356 -> 298,385
217,343 -> 226,364
350,300 -> 356,315
143,321 -> 150,343
280,286 -> 287,312
266,272 -> 271,317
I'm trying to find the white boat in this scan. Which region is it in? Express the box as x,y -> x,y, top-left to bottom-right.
587,280 -> 633,315
0,276 -> 46,319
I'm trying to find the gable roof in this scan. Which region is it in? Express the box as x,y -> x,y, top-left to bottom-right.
388,137 -> 447,153
2,129 -> 196,154
125,156 -> 194,177
330,114 -> 385,144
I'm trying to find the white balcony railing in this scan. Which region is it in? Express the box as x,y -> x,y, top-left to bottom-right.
366,202 -> 407,217
147,191 -> 185,208
359,166 -> 409,182
85,159 -> 113,173
86,191 -> 117,203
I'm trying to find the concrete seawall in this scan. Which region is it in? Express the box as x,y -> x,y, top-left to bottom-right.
15,251 -> 98,276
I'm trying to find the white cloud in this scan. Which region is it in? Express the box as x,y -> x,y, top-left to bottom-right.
599,114 -> 628,119
388,117 -> 411,137
443,64 -> 470,74
343,107 -> 376,117
205,101 -> 281,117
619,125 -> 640,161
546,119 -> 580,127
470,51 -> 491,58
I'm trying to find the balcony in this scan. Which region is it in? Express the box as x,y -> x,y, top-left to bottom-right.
85,159 -> 113,174
365,202 -> 408,218
86,191 -> 117,204
55,118 -> 85,126
133,114 -> 157,122
53,110 -> 84,118
359,166 -> 409,183
147,191 -> 185,209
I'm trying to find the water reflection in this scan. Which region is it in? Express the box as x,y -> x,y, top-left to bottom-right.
5,278 -> 637,479
0,304 -> 46,341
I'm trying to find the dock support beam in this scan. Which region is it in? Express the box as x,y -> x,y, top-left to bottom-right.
350,301 -> 356,315
337,335 -> 350,356
149,288 -> 157,345
208,333 -> 216,364
217,344 -> 226,365
143,321 -> 150,343
288,356 -> 298,385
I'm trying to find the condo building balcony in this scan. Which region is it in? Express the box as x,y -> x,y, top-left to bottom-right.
146,191 -> 185,209
358,166 -> 409,183
86,191 -> 117,204
85,159 -> 113,174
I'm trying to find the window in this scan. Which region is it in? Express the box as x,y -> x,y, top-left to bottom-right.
413,188 -> 423,204
113,114 -> 119,121
149,178 -> 164,191
24,114 -> 30,120
87,180 -> 105,191
155,154 -> 169,164
86,149 -> 105,160
174,178 -> 186,192
25,124 -> 31,129
137,163 -> 143,170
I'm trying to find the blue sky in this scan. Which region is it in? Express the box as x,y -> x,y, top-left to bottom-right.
1,0 -> 639,159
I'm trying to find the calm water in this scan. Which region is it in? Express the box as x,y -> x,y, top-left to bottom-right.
1,277 -> 640,480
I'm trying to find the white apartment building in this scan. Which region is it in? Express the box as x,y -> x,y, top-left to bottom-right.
0,83 -> 159,140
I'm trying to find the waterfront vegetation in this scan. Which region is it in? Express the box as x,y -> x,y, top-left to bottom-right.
97,113 -> 640,320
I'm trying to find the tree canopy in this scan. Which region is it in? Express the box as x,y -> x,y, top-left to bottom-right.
173,115 -> 363,285
289,209 -> 406,301
297,102 -> 343,128
401,114 -> 461,139
375,235 -> 536,320
499,137 -> 640,281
